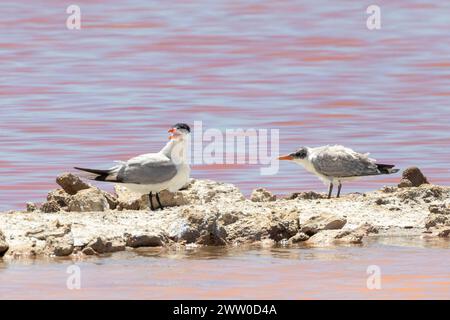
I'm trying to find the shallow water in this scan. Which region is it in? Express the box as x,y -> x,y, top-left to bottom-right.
1,1 -> 450,211
1,238 -> 449,299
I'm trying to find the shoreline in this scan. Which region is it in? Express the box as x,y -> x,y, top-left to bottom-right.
1,171 -> 449,260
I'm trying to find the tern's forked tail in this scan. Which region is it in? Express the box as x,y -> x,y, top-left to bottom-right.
376,163 -> 400,174
74,166 -> 119,182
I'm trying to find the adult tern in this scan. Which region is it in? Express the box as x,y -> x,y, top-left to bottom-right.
278,145 -> 399,198
74,123 -> 191,210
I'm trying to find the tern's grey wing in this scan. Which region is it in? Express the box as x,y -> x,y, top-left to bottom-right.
312,149 -> 379,177
117,154 -> 178,184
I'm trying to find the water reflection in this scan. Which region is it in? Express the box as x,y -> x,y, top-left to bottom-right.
1,239 -> 449,299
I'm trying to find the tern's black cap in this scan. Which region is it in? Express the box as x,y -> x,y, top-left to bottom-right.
173,123 -> 191,133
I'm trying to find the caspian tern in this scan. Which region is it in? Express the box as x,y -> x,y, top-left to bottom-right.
278,145 -> 399,198
75,123 -> 191,210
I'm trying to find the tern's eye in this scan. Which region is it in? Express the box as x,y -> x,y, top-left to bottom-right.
295,149 -> 307,158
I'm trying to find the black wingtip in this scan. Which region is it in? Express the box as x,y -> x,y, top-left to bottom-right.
376,163 -> 399,174
74,166 -> 111,176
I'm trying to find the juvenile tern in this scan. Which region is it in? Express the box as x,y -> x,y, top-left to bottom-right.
278,145 -> 399,198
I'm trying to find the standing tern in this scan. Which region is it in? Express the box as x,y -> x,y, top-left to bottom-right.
74,123 -> 191,210
278,145 -> 399,199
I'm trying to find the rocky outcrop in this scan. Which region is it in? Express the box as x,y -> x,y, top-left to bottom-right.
115,179 -> 244,210
398,167 -> 429,188
86,236 -> 126,254
306,223 -> 378,246
56,173 -> 91,195
287,232 -> 310,243
125,233 -> 167,248
425,202 -> 450,237
0,230 -> 9,257
300,213 -> 347,236
26,202 -> 37,212
0,172 -> 449,259
250,188 -> 276,202
41,173 -> 118,212
285,191 -> 325,200
68,188 -> 110,212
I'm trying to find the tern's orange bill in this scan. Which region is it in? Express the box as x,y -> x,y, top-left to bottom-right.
278,155 -> 293,160
168,128 -> 176,133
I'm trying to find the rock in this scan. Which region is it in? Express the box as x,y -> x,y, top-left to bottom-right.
219,211 -> 240,226
265,211 -> 299,241
381,186 -> 397,193
189,211 -> 227,245
425,203 -> 450,231
285,191 -> 324,200
398,179 -> 413,188
179,179 -> 245,204
2,178 -> 450,258
288,232 -> 309,243
0,230 -> 9,256
398,167 -> 429,188
118,199 -> 142,211
176,209 -> 228,245
40,200 -> 61,213
250,188 -> 276,202
47,189 -> 72,207
353,223 -> 379,235
68,188 -> 110,212
141,191 -> 189,210
157,190 -> 189,207
45,234 -> 74,256
103,192 -> 118,210
87,237 -> 125,253
82,247 -> 97,255
397,186 -> 445,202
26,221 -> 71,240
114,185 -> 145,210
437,228 -> 450,238
333,224 -> 377,245
306,223 -> 376,246
197,220 -> 227,246
125,233 -> 166,248
375,198 -> 390,205
26,202 -> 37,212
56,172 -> 91,195
114,179 -> 244,211
306,230 -> 341,246
429,204 -> 450,215
300,213 -> 347,236
334,230 -> 364,244
29,221 -> 75,256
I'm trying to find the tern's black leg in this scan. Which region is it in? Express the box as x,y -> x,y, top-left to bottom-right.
155,192 -> 163,209
337,182 -> 342,198
327,183 -> 334,199
148,192 -> 155,211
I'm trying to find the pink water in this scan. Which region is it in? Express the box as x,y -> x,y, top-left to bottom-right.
1,1 -> 450,211
1,238 -> 449,299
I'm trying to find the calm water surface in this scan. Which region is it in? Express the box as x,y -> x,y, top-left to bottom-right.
1,1 -> 450,300
1,238 -> 449,299
1,1 -> 450,210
